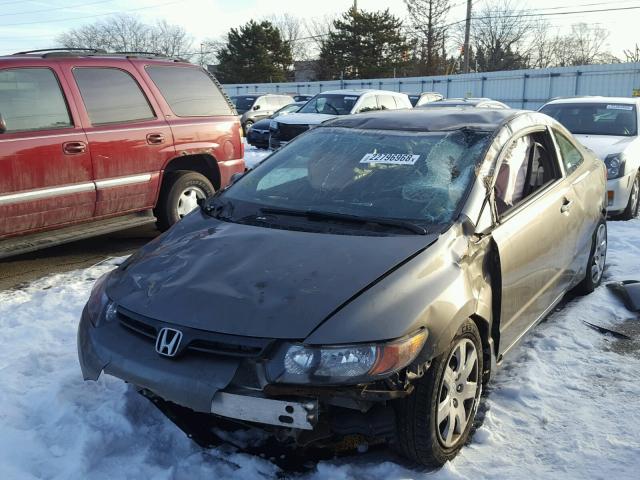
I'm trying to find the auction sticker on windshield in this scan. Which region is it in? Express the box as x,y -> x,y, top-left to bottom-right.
360,153 -> 420,165
606,104 -> 634,110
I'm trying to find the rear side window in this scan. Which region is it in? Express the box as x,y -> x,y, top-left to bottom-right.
554,131 -> 584,175
378,95 -> 396,110
0,68 -> 71,133
74,68 -> 154,125
146,66 -> 232,117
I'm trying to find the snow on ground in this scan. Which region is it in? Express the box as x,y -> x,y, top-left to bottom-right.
243,141 -> 271,169
1,220 -> 639,479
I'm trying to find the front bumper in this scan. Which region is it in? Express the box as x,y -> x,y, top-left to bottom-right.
606,173 -> 635,213
246,129 -> 270,147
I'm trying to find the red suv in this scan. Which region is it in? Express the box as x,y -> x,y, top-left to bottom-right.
0,49 -> 244,258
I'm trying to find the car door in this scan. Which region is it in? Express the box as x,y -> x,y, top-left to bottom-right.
490,128 -> 579,354
64,62 -> 173,217
0,64 -> 94,238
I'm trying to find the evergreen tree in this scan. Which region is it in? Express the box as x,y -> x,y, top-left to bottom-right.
318,8 -> 411,80
216,21 -> 292,83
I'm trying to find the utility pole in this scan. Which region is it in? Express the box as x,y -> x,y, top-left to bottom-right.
353,0 -> 357,12
463,0 -> 472,74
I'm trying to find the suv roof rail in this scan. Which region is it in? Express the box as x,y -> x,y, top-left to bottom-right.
13,48 -> 107,56
113,51 -> 186,62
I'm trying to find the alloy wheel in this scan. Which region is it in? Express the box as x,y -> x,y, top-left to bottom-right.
176,186 -> 206,218
590,223 -> 607,284
630,176 -> 639,217
436,338 -> 480,448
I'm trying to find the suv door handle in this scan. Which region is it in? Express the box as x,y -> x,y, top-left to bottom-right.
62,141 -> 87,155
561,198 -> 573,213
146,133 -> 165,145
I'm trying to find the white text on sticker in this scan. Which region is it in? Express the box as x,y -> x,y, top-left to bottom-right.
606,104 -> 633,110
360,153 -> 420,165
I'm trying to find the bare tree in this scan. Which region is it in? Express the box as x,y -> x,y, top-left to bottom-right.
56,14 -> 193,59
624,44 -> 640,63
302,15 -> 336,58
404,0 -> 452,75
553,23 -> 617,66
266,13 -> 309,61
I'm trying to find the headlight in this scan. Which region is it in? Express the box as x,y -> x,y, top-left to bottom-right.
604,153 -> 626,179
269,330 -> 427,385
86,272 -> 118,327
269,120 -> 278,131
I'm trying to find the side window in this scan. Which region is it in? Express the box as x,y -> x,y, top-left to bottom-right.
0,68 -> 71,133
146,66 -> 233,117
356,96 -> 378,113
378,95 -> 396,110
494,131 -> 562,216
554,131 -> 584,175
74,68 -> 154,125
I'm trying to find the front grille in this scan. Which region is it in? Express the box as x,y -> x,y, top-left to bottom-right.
273,122 -> 309,141
116,306 -> 273,359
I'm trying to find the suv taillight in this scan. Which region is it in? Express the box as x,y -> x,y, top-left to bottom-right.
238,123 -> 245,158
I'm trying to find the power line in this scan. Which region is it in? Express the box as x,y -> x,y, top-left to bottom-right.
0,0 -> 183,27
0,0 -> 118,18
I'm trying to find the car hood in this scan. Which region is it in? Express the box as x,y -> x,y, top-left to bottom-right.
249,118 -> 271,131
107,212 -> 437,340
573,134 -> 636,159
275,112 -> 336,126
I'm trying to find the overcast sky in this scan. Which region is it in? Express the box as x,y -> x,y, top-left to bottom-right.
1,0 -> 639,58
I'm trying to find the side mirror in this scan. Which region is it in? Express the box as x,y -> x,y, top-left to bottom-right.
0,113 -> 6,134
253,105 -> 261,111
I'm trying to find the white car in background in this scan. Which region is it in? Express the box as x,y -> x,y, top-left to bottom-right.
269,89 -> 412,149
540,97 -> 640,219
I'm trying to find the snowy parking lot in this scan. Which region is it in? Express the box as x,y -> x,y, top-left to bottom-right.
1,146 -> 639,479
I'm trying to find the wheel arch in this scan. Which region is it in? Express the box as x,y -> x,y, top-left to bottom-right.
163,154 -> 221,191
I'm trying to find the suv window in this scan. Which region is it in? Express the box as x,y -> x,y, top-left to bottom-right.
0,68 -> 71,133
74,68 -> 154,125
554,131 -> 584,175
146,66 -> 232,117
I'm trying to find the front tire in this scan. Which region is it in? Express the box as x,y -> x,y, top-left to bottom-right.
154,171 -> 214,231
620,173 -> 639,220
574,219 -> 607,295
394,319 -> 483,466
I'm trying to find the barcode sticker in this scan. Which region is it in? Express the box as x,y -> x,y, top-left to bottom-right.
360,153 -> 420,165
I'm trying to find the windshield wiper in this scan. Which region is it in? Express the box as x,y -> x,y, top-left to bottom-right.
260,207 -> 427,235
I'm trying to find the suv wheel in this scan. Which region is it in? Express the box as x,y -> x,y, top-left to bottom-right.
574,219 -> 607,295
155,171 -> 214,231
620,173 -> 639,220
243,120 -> 254,135
395,319 -> 483,466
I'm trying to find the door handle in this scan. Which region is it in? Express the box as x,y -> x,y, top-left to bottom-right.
146,133 -> 165,145
561,198 -> 573,213
62,141 -> 87,155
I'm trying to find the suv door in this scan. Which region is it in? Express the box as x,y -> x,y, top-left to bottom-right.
490,128 -> 578,354
66,63 -> 173,217
0,65 -> 94,237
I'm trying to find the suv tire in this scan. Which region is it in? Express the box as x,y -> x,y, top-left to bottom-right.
620,172 -> 639,220
394,319 -> 483,466
155,171 -> 214,231
574,219 -> 607,295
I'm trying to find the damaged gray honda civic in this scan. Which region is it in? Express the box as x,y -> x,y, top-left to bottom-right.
78,108 -> 607,466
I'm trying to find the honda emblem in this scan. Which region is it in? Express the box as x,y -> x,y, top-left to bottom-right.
155,327 -> 183,357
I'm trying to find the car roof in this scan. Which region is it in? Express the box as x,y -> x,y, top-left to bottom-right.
545,96 -> 640,105
322,108 -> 521,132
320,89 -> 407,97
0,53 -> 192,67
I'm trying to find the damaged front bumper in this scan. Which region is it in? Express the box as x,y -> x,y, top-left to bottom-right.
77,307 -> 417,440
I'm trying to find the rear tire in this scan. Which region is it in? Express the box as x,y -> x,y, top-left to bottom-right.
154,171 -> 214,231
394,319 -> 483,466
620,173 -> 639,220
574,219 -> 607,295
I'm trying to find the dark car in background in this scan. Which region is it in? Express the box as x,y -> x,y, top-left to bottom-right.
246,101 -> 306,149
79,108 -> 606,467
0,49 -> 244,258
419,97 -> 509,109
230,93 -> 294,133
293,94 -> 314,102
409,92 -> 444,107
